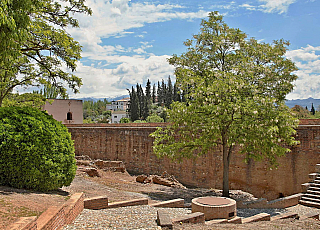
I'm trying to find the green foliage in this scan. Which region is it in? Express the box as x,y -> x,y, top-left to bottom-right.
0,0 -> 92,106
83,99 -> 111,123
120,117 -> 130,123
133,120 -> 147,123
146,114 -> 164,123
151,11 -> 299,197
291,105 -> 312,118
0,106 -> 76,191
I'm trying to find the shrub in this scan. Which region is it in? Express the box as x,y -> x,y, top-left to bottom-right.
120,117 -> 130,123
146,114 -> 164,123
0,106 -> 76,191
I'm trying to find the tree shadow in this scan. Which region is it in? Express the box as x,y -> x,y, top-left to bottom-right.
0,185 -> 69,196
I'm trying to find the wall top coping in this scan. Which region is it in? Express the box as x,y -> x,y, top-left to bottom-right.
65,119 -> 320,128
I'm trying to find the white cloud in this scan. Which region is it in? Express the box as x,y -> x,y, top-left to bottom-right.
258,0 -> 296,14
286,45 -> 320,99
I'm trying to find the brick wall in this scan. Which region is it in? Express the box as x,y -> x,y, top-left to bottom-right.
67,120 -> 320,200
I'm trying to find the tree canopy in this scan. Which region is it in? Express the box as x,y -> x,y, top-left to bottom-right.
151,12 -> 299,197
0,0 -> 92,106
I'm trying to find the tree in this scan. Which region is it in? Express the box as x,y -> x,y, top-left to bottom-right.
152,83 -> 156,103
128,86 -> 140,121
146,114 -> 164,123
151,12 -> 299,197
291,105 -> 311,118
0,106 -> 76,191
311,103 -> 315,115
0,0 -> 92,106
165,76 -> 173,108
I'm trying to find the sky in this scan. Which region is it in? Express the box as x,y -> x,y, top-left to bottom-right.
64,0 -> 320,100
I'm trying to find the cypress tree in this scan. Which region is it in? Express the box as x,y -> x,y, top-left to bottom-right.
311,103 -> 315,115
152,83 -> 156,103
129,86 -> 139,121
166,76 -> 173,107
157,81 -> 162,106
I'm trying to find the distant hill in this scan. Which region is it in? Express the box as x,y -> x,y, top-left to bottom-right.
73,95 -> 129,102
73,95 -> 320,110
285,98 -> 320,110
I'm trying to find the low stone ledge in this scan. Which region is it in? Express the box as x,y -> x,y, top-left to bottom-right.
6,216 -> 37,230
172,212 -> 205,224
227,216 -> 242,224
107,198 -> 148,209
84,196 -> 108,210
157,210 -> 172,229
150,199 -> 184,208
271,212 -> 298,221
36,192 -> 84,230
267,193 -> 303,209
299,212 -> 320,220
238,194 -> 302,209
205,219 -> 228,225
237,198 -> 267,209
242,213 -> 270,224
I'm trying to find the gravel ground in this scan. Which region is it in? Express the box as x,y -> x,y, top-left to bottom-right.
63,204 -> 320,230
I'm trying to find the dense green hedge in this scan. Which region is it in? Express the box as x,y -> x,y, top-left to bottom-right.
0,106 -> 76,191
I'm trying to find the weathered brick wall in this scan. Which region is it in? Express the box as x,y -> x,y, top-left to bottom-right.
66,120 -> 320,200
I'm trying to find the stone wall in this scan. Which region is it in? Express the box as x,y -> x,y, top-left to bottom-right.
66,120 -> 320,200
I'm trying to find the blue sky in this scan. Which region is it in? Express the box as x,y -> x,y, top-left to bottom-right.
66,0 -> 320,99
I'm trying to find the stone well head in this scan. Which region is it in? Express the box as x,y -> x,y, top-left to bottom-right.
192,196 -> 237,220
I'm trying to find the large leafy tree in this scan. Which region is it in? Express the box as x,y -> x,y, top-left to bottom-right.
0,0 -> 92,106
151,12 -> 299,197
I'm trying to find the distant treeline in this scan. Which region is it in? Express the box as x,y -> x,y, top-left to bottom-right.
127,76 -> 184,121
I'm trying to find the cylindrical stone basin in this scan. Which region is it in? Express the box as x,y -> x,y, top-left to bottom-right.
192,196 -> 236,220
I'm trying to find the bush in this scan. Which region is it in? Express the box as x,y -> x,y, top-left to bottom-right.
146,114 -> 164,123
120,117 -> 130,123
0,106 -> 76,191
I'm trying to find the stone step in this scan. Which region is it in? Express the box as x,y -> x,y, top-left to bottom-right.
300,196 -> 320,204
300,200 -> 320,208
309,173 -> 319,181
313,179 -> 320,184
307,190 -> 320,196
302,193 -> 320,200
308,186 -> 320,191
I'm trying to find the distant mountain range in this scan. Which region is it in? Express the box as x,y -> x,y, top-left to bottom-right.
74,95 -> 129,102
72,96 -> 320,110
285,98 -> 320,110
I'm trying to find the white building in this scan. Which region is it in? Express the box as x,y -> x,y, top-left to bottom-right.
107,97 -> 130,111
107,97 -> 130,123
111,110 -> 128,123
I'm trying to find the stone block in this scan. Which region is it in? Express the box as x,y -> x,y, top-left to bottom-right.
6,216 -> 37,230
172,212 -> 205,224
205,219 -> 228,225
150,199 -> 184,208
107,198 -> 148,208
315,164 -> 320,173
301,183 -> 311,193
299,212 -> 320,220
84,196 -> 108,210
242,213 -> 270,224
157,210 -> 172,229
271,212 -> 298,221
228,216 -> 242,224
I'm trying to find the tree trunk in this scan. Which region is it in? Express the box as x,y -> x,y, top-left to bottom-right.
222,139 -> 230,197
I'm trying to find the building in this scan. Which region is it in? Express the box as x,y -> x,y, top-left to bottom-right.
111,110 -> 129,123
43,99 -> 83,124
107,97 -> 130,123
107,97 -> 130,111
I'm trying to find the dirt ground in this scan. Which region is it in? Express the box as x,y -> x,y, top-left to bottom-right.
1,167 -> 320,229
